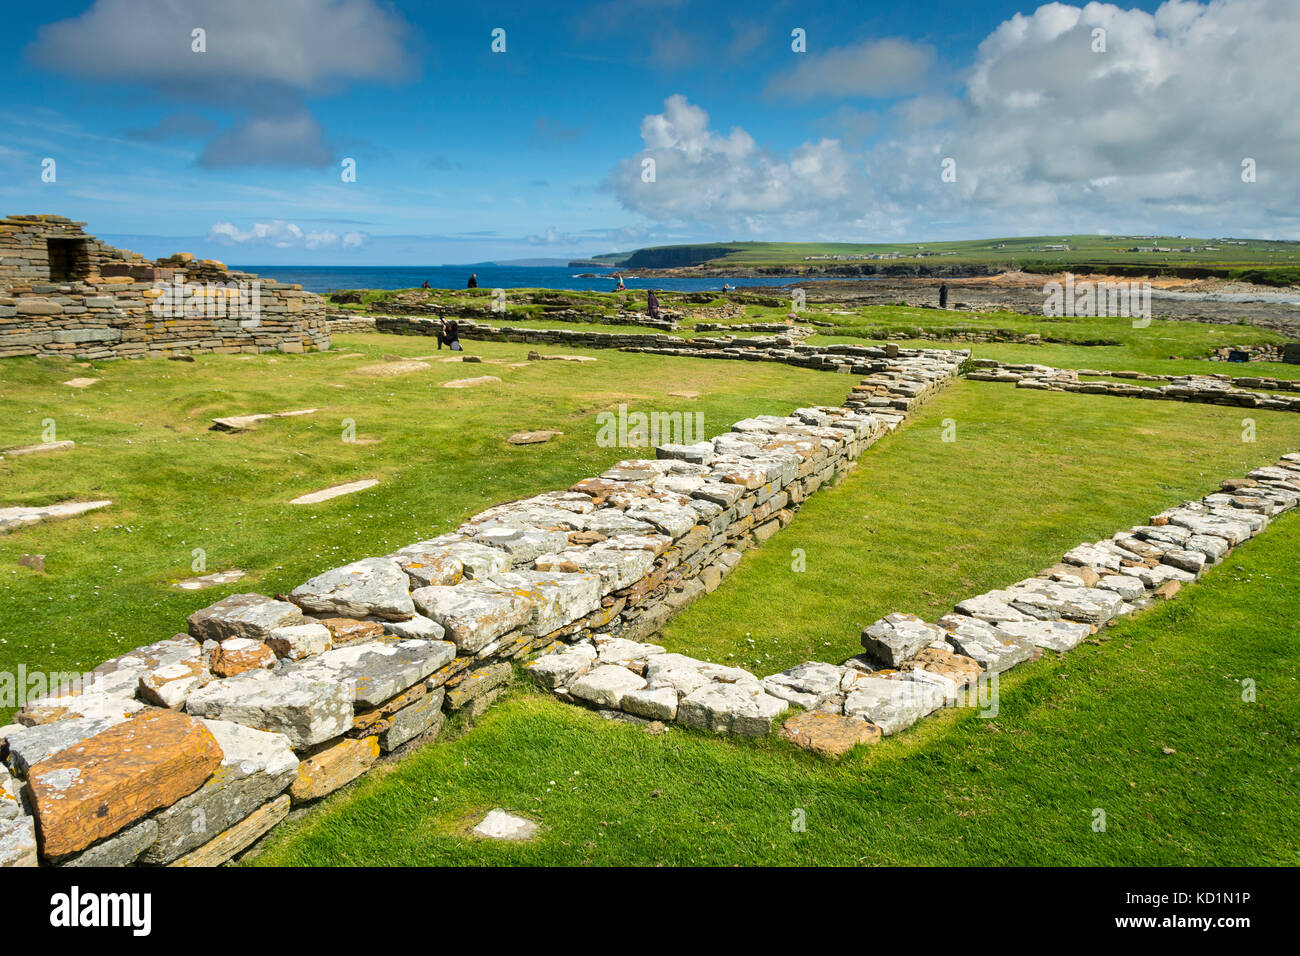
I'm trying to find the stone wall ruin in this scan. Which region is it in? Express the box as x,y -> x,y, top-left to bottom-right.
0,215 -> 330,360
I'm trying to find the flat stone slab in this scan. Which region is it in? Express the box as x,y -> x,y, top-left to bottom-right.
570,664 -> 647,708
281,637 -> 456,708
290,557 -> 416,621
5,716 -> 130,775
1,440 -> 75,458
842,676 -> 945,736
507,431 -> 563,445
621,685 -> 679,721
525,644 -> 597,690
184,669 -> 352,748
489,569 -> 603,636
174,569 -> 247,591
937,615 -> 1034,673
677,682 -> 787,737
290,478 -> 380,505
58,817 -> 158,867
394,549 -> 464,588
997,619 -> 1092,652
535,544 -> 656,591
472,809 -> 538,841
412,582 -> 533,652
780,711 -> 881,757
353,361 -> 431,377
63,378 -> 99,388
861,612 -> 944,667
0,499 -> 112,533
0,817 -> 37,867
189,593 -> 306,643
443,376 -> 502,388
210,408 -> 318,433
761,661 -> 849,709
289,736 -> 378,803
1004,580 -> 1123,625
27,710 -> 223,859
29,634 -> 203,709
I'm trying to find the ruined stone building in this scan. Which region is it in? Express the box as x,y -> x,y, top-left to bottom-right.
0,215 -> 329,359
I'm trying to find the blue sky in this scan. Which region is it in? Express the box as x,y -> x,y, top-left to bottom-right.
1,0 -> 1295,264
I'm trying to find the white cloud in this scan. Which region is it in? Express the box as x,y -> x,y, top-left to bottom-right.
200,110 -> 333,168
767,37 -> 937,98
608,95 -> 862,233
610,1 -> 1300,239
207,220 -> 369,249
30,0 -> 413,168
29,0 -> 413,91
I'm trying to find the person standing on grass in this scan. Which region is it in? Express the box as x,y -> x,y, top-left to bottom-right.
647,289 -> 661,321
467,273 -> 478,288
939,282 -> 949,309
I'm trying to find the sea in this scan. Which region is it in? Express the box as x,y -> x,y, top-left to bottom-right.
230,265 -> 869,295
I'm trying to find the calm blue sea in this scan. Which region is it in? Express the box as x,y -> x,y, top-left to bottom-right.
230,265 -> 870,295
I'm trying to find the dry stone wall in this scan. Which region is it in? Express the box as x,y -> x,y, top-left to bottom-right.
0,215 -> 329,360
535,450 -> 1300,756
968,360 -> 1300,412
0,347 -> 963,867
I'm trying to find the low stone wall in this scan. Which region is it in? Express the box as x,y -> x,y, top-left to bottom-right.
375,314 -> 959,377
326,314 -> 378,334
532,451 -> 1299,751
967,360 -> 1300,412
742,451 -> 1300,753
0,347 -> 965,867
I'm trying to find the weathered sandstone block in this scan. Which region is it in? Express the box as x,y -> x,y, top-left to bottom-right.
27,710 -> 222,858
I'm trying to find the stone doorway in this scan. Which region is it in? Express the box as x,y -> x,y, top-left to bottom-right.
46,237 -> 90,282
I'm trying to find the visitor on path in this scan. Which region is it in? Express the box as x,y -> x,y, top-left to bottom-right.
439,318 -> 463,351
422,280 -> 430,289
722,282 -> 731,293
614,274 -> 626,291
467,273 -> 478,288
938,282 -> 949,309
647,289 -> 661,321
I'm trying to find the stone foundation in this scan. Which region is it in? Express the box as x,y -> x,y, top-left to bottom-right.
966,360 -> 1300,412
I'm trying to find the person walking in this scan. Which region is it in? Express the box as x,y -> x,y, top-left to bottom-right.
467,273 -> 478,289
938,282 -> 949,309
647,289 -> 661,322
